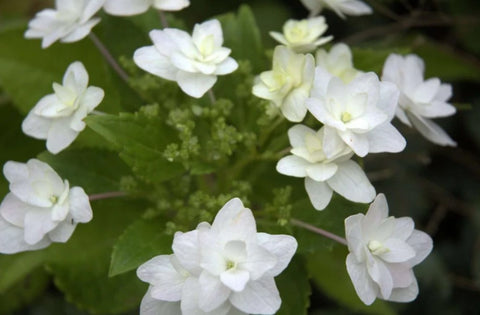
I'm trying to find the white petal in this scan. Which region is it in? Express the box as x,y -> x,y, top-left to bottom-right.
344,214 -> 366,261
338,130 -> 369,157
3,161 -> 29,186
326,160 -> 375,203
413,78 -> 440,104
81,0 -> 105,21
103,0 -> 151,16
22,111 -> 51,140
211,198 -> 257,243
134,46 -> 178,81
140,288 -> 182,315
380,239 -> 415,263
256,233 -> 297,277
0,193 -> 32,226
389,264 -> 414,288
81,86 -> 104,111
304,177 -> 333,210
153,0 -> 190,11
192,19 -> 223,48
378,81 -> 400,120
229,277 -> 281,315
366,255 -> 393,299
305,163 -> 338,181
48,219 -> 76,242
281,88 -> 309,122
406,230 -> 433,266
388,276 -> 419,302
215,57 -> 238,75
367,123 -> 406,154
69,186 -> 93,223
176,71 -> 217,98
199,271 -> 230,311
288,124 -> 315,148
276,155 -> 309,178
364,194 -> 389,227
406,112 -> 457,146
60,18 -> 100,43
172,230 -> 202,275
346,254 -> 378,305
338,0 -> 373,15
391,217 -> 414,241
0,216 -> 50,254
240,244 -> 276,280
220,268 -> 250,292
23,209 -> 58,245
46,118 -> 79,154
414,101 -> 456,118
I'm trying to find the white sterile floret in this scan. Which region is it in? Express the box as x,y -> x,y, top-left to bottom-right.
252,46 -> 315,122
306,71 -> 406,158
134,19 -> 238,98
277,125 -> 375,210
22,61 -> 104,154
104,0 -> 190,16
269,17 -> 333,53
137,198 -> 298,315
316,43 -> 361,83
0,159 -> 93,254
345,194 -> 433,305
382,54 -> 457,146
300,0 -> 372,19
25,0 -> 105,48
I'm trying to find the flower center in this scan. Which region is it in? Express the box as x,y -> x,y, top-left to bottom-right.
286,22 -> 308,43
50,195 -> 59,204
367,240 -> 390,256
226,260 -> 236,270
341,112 -> 352,123
198,35 -> 215,57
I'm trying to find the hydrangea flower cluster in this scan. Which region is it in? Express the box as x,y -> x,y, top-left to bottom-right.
137,198 -> 297,315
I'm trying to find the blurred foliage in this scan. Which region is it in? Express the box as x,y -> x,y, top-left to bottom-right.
0,0 -> 479,314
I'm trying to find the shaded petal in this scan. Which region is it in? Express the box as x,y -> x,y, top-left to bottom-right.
176,71 -> 216,98
22,111 -> 51,140
388,276 -> 419,303
0,216 -> 50,254
407,112 -> 456,146
380,239 -> 415,263
153,0 -> 190,11
240,244 -> 276,280
391,217 -> 414,241
406,230 -> 433,266
345,214 -> 366,261
134,46 -> 178,81
276,155 -> 309,178
229,277 -> 281,315
327,160 -> 375,203
140,288 -> 182,315
367,123 -> 406,154
172,230 -> 202,274
69,186 -> 93,223
46,118 -> 79,154
256,233 -> 297,277
198,271 -> 230,311
305,177 -> 333,210
60,18 -> 100,43
346,254 -> 378,305
0,193 -> 33,226
211,198 -> 257,243
48,219 -> 76,242
104,0 -> 151,16
288,124 -> 315,148
363,194 -> 389,227
305,163 -> 338,181
220,268 -> 250,292
366,255 -> 393,299
23,209 -> 57,245
215,57 -> 238,75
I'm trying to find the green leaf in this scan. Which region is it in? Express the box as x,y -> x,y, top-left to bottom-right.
307,246 -> 396,315
276,256 -> 311,315
0,251 -> 45,293
217,5 -> 266,72
86,112 -> 185,184
37,148 -> 132,193
45,199 -> 147,314
110,217 -> 173,277
292,196 -> 368,254
353,46 -> 410,74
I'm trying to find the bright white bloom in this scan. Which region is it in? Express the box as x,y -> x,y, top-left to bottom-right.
306,71 -> 406,158
382,54 -> 457,146
134,19 -> 238,98
22,61 -> 104,154
269,17 -> 333,53
316,43 -> 361,83
277,125 -> 375,210
137,198 -> 298,315
104,0 -> 190,16
345,194 -> 433,305
252,46 -> 315,122
300,0 -> 372,18
0,159 -> 93,254
25,0 -> 105,48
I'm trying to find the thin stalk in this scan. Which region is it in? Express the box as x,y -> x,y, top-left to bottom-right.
158,10 -> 169,28
208,89 -> 217,104
291,218 -> 348,246
89,33 -> 129,83
89,191 -> 127,201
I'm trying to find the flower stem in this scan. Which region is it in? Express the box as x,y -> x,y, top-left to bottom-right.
208,89 -> 217,104
158,10 -> 169,28
89,33 -> 129,83
91,110 -> 107,116
89,191 -> 127,201
290,218 -> 348,246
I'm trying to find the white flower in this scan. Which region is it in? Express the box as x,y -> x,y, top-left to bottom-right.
269,17 -> 333,53
0,159 -> 93,254
137,198 -> 298,315
134,19 -> 238,98
382,54 -> 457,146
345,194 -> 433,305
300,0 -> 372,18
104,0 -> 190,16
24,0 -> 105,48
22,61 -> 104,154
252,46 -> 315,122
306,71 -> 406,157
316,43 -> 361,83
277,125 -> 375,210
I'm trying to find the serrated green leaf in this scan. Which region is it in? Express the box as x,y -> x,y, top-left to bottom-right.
110,217 -> 173,277
276,256 -> 311,315
307,246 -> 396,315
45,199 -> 147,314
86,112 -> 185,184
217,5 -> 266,72
37,148 -> 131,194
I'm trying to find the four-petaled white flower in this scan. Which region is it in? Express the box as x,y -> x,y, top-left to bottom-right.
104,0 -> 190,16
137,198 -> 298,315
134,19 -> 238,98
252,46 -> 315,122
300,0 -> 372,19
25,0 -> 105,48
345,194 -> 433,305
316,43 -> 361,83
382,54 -> 457,146
277,125 -> 375,210
22,61 -> 104,154
269,17 -> 333,53
306,71 -> 406,157
0,159 -> 93,254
